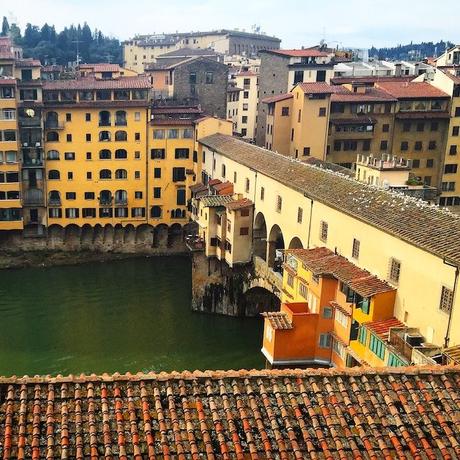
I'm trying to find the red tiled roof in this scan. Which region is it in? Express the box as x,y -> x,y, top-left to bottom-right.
0,78 -> 16,86
444,71 -> 460,85
262,311 -> 293,329
212,181 -> 234,194
261,93 -> 293,104
79,63 -> 120,72
43,76 -> 151,90
376,81 -> 450,99
15,58 -> 41,67
151,118 -> 194,126
297,82 -> 334,94
287,247 -> 394,297
365,317 -> 406,340
236,71 -> 258,77
151,106 -> 202,114
265,49 -> 329,58
189,183 -> 208,193
330,86 -> 397,103
1,367 -> 460,457
225,198 -> 253,210
208,178 -> 221,186
331,75 -> 413,85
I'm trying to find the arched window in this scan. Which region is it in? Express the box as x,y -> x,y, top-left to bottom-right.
99,149 -> 111,160
115,169 -> 127,179
47,150 -> 60,160
115,189 -> 127,204
99,110 -> 111,126
151,206 -> 162,218
46,131 -> 59,142
99,169 -> 111,179
99,130 -> 111,141
171,208 -> 185,218
99,190 -> 112,205
45,111 -> 59,128
115,130 -> 127,141
48,170 -> 60,180
48,190 -> 61,205
115,149 -> 127,159
115,110 -> 127,126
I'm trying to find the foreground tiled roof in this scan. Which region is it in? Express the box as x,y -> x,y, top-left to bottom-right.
364,317 -> 406,340
225,198 -> 253,211
42,76 -> 152,90
297,82 -> 335,94
79,63 -> 121,72
200,195 -> 234,207
262,311 -> 293,329
0,367 -> 460,458
200,134 -> 460,265
287,247 -> 394,297
376,81 -> 450,99
261,93 -> 293,104
330,86 -> 397,103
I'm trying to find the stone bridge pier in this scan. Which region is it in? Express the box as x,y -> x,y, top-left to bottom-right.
191,254 -> 282,317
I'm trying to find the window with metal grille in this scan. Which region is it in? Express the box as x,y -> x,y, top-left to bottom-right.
389,258 -> 401,284
320,221 -> 328,242
319,333 -> 331,348
440,286 -> 454,313
297,207 -> 303,223
352,238 -> 360,259
276,195 -> 282,212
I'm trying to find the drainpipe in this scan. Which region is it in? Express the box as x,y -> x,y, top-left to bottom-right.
305,193 -> 313,249
443,258 -> 459,348
250,169 -> 258,259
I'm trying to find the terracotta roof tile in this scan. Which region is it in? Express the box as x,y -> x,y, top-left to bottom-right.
377,81 -> 450,99
287,247 -> 394,297
0,367 -> 460,457
200,134 -> 460,265
331,86 -> 397,102
15,58 -> 41,67
0,78 -> 16,86
43,75 -> 152,90
225,198 -> 254,210
331,75 -> 414,85
261,93 -> 293,104
200,195 -> 234,207
79,63 -> 121,72
365,317 -> 406,340
264,49 -> 330,58
297,82 -> 335,94
262,311 -> 293,329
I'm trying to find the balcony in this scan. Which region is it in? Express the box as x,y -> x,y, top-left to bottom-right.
48,197 -> 62,207
22,147 -> 44,167
114,198 -> 128,206
23,189 -> 44,206
99,197 -> 113,206
44,121 -> 65,130
19,117 -> 41,128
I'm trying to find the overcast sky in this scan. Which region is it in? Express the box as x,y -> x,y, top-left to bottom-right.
4,0 -> 459,49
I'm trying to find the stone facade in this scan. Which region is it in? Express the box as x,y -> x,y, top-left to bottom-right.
172,57 -> 228,118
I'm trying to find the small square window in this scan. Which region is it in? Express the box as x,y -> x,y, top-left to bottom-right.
67,171 -> 73,180
297,207 -> 303,223
86,133 -> 91,141
352,238 -> 360,259
135,132 -> 140,141
440,286 -> 454,313
382,124 -> 389,132
86,172 -> 92,180
389,258 -> 401,284
66,192 -> 76,200
426,159 -> 434,168
86,152 -> 91,160
320,221 -> 328,242
134,112 -> 141,121
319,107 -> 326,117
66,133 -> 72,142
135,151 -> 141,159
135,171 -> 141,179
412,159 -> 420,168
135,191 -> 143,199
65,152 -> 75,160
84,192 -> 94,200
85,113 -> 91,121
66,113 -> 72,122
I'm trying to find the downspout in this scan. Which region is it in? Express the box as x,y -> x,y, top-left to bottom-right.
443,258 -> 459,348
250,169 -> 258,258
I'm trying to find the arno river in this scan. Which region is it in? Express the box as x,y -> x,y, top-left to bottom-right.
0,256 -> 264,376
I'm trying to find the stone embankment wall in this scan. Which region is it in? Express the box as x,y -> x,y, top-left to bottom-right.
191,253 -> 281,317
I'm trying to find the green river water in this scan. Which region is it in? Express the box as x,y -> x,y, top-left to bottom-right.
0,256 -> 264,376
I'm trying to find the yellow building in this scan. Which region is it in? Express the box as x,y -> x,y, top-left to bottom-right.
42,75 -> 151,228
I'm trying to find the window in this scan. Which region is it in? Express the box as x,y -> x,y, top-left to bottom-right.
84,192 -> 95,200
172,167 -> 185,182
154,168 -> 161,178
358,327 -> 367,345
85,113 -> 91,122
64,152 -> 75,161
221,164 -> 226,178
67,172 -> 73,180
135,151 -> 140,159
168,129 -> 178,139
47,131 -> 59,142
153,187 -> 161,198
319,107 -> 326,117
414,141 -> 422,151
441,182 -> 455,192
65,208 -> 79,219
86,133 -> 91,142
48,170 -> 60,180
240,227 -> 249,236
389,258 -> 401,284
303,147 -> 310,156
299,283 -> 308,299
260,187 -> 265,201
380,140 -> 388,151
453,126 -> 459,136
189,72 -> 197,84
416,122 -> 424,132
363,140 -> 371,152
281,107 -> 289,116
66,192 -> 76,200
297,207 -> 303,224
183,128 -> 193,139
49,208 -> 62,218
245,178 -> 250,193
320,221 -> 328,242
412,159 -> 420,168
99,131 -> 111,142
382,124 -> 389,133
47,150 -> 59,160
175,148 -> 189,159
134,112 -> 141,121
429,141 -> 437,150
276,195 -> 282,212
135,191 -> 143,199
450,145 -> 458,156
66,134 -> 72,142
177,189 -> 186,205
99,110 -> 111,126
242,116 -> 248,124
431,121 -> 439,131
135,132 -> 140,141
153,129 -> 165,139
233,171 -> 237,183
369,334 -> 385,360
115,169 -> 127,179
440,286 -> 454,313
115,149 -> 127,159
426,159 -> 434,168
86,152 -> 92,160
287,273 -> 294,287
335,309 -> 349,328
444,164 -> 458,174
319,334 -> 331,348
86,172 -> 92,180
151,206 -> 162,218
151,149 -> 165,160
65,113 -> 71,122
115,131 -> 127,141
323,306 -> 333,319
455,107 -> 460,117
400,141 -> 408,151
388,353 -> 406,367
99,149 -> 111,160
352,238 -> 360,259
115,110 -> 127,126
100,169 -> 111,179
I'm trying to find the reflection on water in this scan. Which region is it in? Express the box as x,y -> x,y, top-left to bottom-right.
0,256 -> 263,376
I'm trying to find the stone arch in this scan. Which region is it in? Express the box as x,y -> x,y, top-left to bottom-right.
93,224 -> 104,247
136,223 -> 153,246
253,212 -> 267,260
153,223 -> 169,248
103,224 -> 114,249
64,224 -> 81,250
47,224 -> 65,249
289,236 -> 303,249
268,224 -> 285,270
240,286 -> 281,316
113,224 -> 124,249
123,224 -> 136,245
80,224 -> 93,249
168,223 -> 183,248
